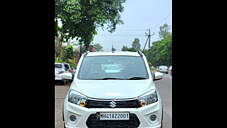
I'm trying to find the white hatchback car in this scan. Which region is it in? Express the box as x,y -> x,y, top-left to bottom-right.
63,51 -> 163,128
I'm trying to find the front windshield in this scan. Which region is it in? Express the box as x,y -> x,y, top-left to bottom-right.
78,56 -> 149,80
159,66 -> 168,69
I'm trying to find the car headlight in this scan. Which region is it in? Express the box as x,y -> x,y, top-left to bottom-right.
68,90 -> 87,107
138,90 -> 158,107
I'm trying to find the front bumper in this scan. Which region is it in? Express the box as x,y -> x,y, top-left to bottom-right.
55,75 -> 63,80
63,98 -> 162,128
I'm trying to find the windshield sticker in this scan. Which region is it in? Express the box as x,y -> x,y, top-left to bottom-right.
101,64 -> 121,73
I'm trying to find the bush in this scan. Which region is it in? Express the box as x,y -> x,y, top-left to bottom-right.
55,58 -> 64,63
67,59 -> 77,68
55,58 -> 77,68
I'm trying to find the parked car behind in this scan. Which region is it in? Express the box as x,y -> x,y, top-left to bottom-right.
55,63 -> 72,84
158,65 -> 168,74
63,63 -> 75,81
154,71 -> 164,80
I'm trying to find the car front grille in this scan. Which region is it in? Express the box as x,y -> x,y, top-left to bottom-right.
86,113 -> 140,128
85,99 -> 141,108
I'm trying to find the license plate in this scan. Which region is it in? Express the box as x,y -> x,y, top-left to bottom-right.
99,112 -> 129,120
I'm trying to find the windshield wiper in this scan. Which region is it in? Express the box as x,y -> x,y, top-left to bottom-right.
126,77 -> 148,80
94,77 -> 124,80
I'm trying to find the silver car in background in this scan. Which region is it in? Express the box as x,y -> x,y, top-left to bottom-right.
158,66 -> 168,74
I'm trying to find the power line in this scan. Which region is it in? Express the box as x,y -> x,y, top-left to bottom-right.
152,13 -> 172,30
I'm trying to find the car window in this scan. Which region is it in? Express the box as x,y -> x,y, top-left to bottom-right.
159,66 -> 167,69
64,64 -> 70,71
55,64 -> 62,68
78,56 -> 149,80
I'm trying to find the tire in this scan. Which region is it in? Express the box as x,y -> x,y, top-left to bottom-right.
63,80 -> 67,85
67,80 -> 71,85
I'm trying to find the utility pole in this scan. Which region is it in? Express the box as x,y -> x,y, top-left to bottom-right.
148,29 -> 151,48
143,29 -> 155,51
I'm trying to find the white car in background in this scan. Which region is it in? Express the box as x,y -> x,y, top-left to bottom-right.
154,71 -> 164,80
158,65 -> 168,74
55,63 -> 72,84
63,63 -> 75,82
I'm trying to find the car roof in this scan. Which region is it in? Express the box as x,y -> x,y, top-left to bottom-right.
86,51 -> 141,56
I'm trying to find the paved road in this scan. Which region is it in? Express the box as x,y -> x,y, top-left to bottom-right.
55,83 -> 70,128
155,73 -> 172,128
55,74 -> 172,128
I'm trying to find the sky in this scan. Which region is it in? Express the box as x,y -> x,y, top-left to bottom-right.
93,0 -> 172,51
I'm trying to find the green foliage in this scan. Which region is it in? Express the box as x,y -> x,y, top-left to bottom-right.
121,45 -> 128,51
143,24 -> 172,67
55,0 -> 126,50
159,24 -> 171,39
121,45 -> 137,52
55,58 -> 77,68
55,58 -> 64,63
93,43 -> 103,51
121,38 -> 141,52
127,48 -> 137,52
112,47 -> 116,52
62,45 -> 74,61
67,58 -> 77,68
132,38 -> 141,51
144,33 -> 172,66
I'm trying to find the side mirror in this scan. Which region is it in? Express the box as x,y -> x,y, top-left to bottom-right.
154,72 -> 163,81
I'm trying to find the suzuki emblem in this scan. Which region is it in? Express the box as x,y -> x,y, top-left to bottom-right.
109,101 -> 117,108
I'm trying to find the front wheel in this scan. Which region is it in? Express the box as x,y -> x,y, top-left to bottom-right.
62,80 -> 67,85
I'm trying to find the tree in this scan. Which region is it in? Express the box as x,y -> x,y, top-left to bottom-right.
62,45 -> 74,62
144,33 -> 172,66
121,45 -> 128,51
93,43 -> 103,51
55,36 -> 63,58
132,38 -> 141,51
55,0 -> 126,51
121,38 -> 140,52
159,24 -> 171,39
127,48 -> 137,52
112,45 -> 116,52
